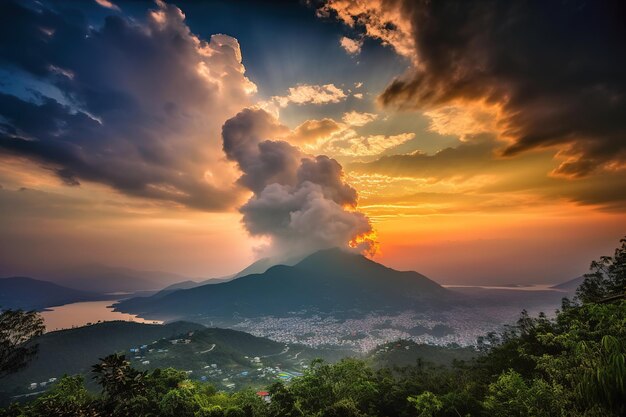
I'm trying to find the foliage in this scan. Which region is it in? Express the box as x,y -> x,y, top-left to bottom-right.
407,391 -> 442,417
576,237 -> 626,303
0,310 -> 44,378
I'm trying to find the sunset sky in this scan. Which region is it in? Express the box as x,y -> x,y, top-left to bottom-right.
0,0 -> 624,285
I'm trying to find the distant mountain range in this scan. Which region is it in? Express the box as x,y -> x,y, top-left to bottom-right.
0,277 -> 104,310
114,248 -> 451,321
49,264 -> 194,293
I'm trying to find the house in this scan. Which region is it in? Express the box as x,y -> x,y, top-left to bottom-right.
256,391 -> 271,403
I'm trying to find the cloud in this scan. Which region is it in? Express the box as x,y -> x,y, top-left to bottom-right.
339,36 -> 362,55
277,110 -> 411,159
342,111 -> 377,127
318,131 -> 414,158
284,111 -> 410,158
222,108 -> 377,259
319,0 -> 415,58
0,0 -> 256,210
94,0 -> 120,11
289,118 -> 342,145
260,83 -> 347,113
349,135 -> 626,212
349,135 -> 503,180
321,0 -> 626,178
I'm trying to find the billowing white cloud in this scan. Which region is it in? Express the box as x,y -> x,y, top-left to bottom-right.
222,108 -> 377,259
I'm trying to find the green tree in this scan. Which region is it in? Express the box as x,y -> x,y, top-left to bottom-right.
577,237 -> 626,303
29,375 -> 98,417
159,387 -> 199,417
0,309 -> 44,378
483,370 -> 567,417
92,353 -> 149,416
267,382 -> 301,417
407,391 -> 443,417
290,358 -> 378,415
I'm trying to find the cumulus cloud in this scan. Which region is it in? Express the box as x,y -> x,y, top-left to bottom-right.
339,36 -> 362,55
222,108 -> 377,259
342,111 -> 377,127
0,0 -> 256,210
321,0 -> 626,178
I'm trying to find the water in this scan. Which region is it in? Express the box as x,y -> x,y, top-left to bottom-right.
42,300 -> 162,332
442,284 -> 564,292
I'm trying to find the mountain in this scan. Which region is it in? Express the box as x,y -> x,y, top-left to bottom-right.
0,277 -> 104,310
114,248 -> 450,321
232,253 -> 302,279
0,321 -> 204,401
152,276 -> 234,298
551,275 -> 585,292
50,264 -> 192,293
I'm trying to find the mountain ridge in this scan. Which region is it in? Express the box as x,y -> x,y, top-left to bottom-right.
114,248 -> 450,321
0,277 -> 104,310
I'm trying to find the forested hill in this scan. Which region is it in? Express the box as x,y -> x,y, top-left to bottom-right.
0,321 -> 203,400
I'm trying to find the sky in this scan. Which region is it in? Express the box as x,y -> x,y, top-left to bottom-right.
0,0 -> 624,285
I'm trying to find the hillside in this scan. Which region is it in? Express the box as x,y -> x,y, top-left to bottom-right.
0,321 -> 204,401
0,277 -> 103,310
0,321 -> 349,401
114,248 -> 451,321
367,339 -> 477,368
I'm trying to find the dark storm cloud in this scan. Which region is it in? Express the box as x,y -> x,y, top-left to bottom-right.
373,0 -> 626,177
0,0 -> 256,210
222,108 -> 376,258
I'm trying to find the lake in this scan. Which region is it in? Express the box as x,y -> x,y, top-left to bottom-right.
42,300 -> 163,332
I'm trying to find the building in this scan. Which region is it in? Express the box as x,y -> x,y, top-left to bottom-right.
256,391 -> 271,403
